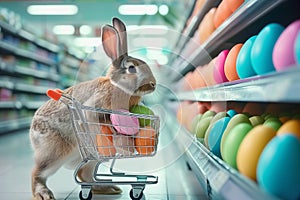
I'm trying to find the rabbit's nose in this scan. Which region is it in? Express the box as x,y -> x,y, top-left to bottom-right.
150,81 -> 156,88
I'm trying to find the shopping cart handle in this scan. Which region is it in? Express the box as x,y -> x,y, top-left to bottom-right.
47,89 -> 63,101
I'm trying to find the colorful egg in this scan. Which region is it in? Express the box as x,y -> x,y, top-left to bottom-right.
295,31 -> 300,65
222,123 -> 252,169
273,20 -> 300,71
96,126 -> 116,156
198,8 -> 217,43
214,50 -> 229,83
224,43 -> 243,81
220,113 -> 250,158
213,0 -> 233,28
251,23 -> 284,75
236,35 -> 257,78
135,126 -> 157,155
208,117 -> 230,157
237,125 -> 276,180
110,109 -> 139,135
257,134 -> 300,200
129,105 -> 154,127
277,119 -> 300,139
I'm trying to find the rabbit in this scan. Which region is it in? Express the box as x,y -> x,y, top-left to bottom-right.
30,17 -> 156,200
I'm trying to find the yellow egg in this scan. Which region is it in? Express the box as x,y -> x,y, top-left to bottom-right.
277,119 -> 300,139
236,125 -> 276,181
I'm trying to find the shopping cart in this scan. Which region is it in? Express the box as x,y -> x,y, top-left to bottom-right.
46,89 -> 160,200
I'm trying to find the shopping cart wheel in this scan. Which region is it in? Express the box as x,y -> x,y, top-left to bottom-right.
79,188 -> 92,200
129,188 -> 145,200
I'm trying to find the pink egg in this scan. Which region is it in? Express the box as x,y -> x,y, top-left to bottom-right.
273,19 -> 300,71
214,50 -> 229,83
110,109 -> 139,135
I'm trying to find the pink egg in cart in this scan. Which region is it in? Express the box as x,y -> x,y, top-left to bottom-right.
110,109 -> 139,135
273,19 -> 300,71
213,50 -> 229,84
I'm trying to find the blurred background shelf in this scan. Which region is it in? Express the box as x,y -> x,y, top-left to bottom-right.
0,20 -> 60,53
0,41 -> 57,66
0,117 -> 32,134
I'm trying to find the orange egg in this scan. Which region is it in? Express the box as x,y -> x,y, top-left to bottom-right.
198,8 -> 217,43
96,125 -> 116,156
192,67 -> 206,89
135,126 -> 157,155
225,0 -> 244,13
224,43 -> 243,81
213,1 -> 233,28
277,119 -> 300,139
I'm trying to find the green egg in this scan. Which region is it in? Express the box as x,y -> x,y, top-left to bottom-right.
263,117 -> 282,131
223,123 -> 253,169
249,116 -> 265,126
195,116 -> 213,139
220,113 -> 251,158
190,114 -> 202,134
130,105 -> 154,126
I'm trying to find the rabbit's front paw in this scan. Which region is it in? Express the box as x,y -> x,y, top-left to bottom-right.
34,187 -> 55,200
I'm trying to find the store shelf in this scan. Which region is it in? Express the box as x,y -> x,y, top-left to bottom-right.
0,61 -> 60,82
0,79 -> 14,90
0,117 -> 32,134
0,41 -> 57,66
185,138 -> 278,200
166,111 -> 277,200
0,101 -> 22,109
0,101 -> 45,110
171,0 -> 221,60
15,83 -> 49,94
174,67 -> 300,103
0,79 -> 50,94
171,0 -> 287,81
0,20 -> 60,53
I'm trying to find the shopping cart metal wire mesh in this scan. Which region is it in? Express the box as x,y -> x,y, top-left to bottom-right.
46,88 -> 160,200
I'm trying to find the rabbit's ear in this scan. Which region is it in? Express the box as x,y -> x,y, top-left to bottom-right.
112,18 -> 128,56
102,25 -> 120,62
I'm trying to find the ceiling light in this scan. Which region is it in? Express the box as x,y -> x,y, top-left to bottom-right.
53,25 -> 75,35
79,25 -> 92,35
74,37 -> 101,47
159,5 -> 169,16
27,5 -> 78,15
127,25 -> 168,35
118,4 -> 158,15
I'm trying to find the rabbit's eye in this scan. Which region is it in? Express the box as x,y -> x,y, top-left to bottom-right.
128,65 -> 136,73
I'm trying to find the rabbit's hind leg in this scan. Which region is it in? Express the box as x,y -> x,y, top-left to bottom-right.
30,129 -> 76,200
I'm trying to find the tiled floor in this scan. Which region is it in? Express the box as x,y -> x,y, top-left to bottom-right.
0,129 -> 208,200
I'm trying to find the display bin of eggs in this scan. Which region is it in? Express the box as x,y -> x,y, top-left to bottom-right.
187,102 -> 300,200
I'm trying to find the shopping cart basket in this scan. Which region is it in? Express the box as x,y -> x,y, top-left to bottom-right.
46,89 -> 160,200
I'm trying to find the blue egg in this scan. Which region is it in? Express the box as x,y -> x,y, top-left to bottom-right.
226,109 -> 237,118
208,117 -> 230,158
295,31 -> 300,65
251,23 -> 284,75
257,134 -> 300,200
236,35 -> 257,78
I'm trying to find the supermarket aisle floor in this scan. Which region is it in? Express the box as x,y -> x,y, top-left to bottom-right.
0,129 -> 208,200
